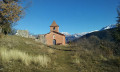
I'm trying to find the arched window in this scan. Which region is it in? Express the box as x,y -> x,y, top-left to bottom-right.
53,27 -> 55,30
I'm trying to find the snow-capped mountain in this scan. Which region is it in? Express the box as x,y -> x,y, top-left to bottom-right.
73,32 -> 88,38
61,32 -> 89,42
61,32 -> 71,36
61,24 -> 117,42
100,24 -> 117,30
61,32 -> 88,37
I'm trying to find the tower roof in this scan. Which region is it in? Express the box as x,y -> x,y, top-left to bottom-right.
50,21 -> 59,27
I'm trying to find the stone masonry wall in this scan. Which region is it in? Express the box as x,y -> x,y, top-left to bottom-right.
37,35 -> 46,44
45,32 -> 66,45
16,30 -> 29,38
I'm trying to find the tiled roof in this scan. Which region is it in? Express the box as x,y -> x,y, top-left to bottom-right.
50,21 -> 59,27
53,31 -> 65,36
45,31 -> 65,36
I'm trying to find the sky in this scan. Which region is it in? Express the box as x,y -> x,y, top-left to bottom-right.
15,0 -> 120,35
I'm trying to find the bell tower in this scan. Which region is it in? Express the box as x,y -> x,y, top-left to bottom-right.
50,21 -> 59,32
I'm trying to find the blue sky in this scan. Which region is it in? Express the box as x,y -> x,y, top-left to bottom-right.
15,0 -> 120,34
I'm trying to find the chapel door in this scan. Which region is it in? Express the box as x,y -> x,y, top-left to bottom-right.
53,39 -> 56,45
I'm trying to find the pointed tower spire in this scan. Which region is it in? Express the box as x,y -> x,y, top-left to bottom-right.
50,21 -> 59,32
50,21 -> 59,27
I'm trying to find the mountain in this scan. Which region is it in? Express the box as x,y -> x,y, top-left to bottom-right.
61,32 -> 71,36
62,24 -> 117,42
73,32 -> 89,38
61,32 -> 88,37
72,26 -> 120,55
100,24 -> 117,30
61,31 -> 99,42
61,32 -> 89,42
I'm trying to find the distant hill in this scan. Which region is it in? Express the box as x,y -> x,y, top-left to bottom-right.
80,28 -> 115,41
62,24 -> 117,42
72,27 -> 120,55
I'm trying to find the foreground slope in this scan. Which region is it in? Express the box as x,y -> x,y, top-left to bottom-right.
0,35 -> 78,72
0,35 -> 120,72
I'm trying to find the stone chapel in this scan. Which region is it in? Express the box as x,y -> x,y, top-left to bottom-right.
45,21 -> 66,45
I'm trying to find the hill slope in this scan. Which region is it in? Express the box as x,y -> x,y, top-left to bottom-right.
0,35 -> 80,72
71,27 -> 120,71
0,35 -> 120,72
72,27 -> 120,54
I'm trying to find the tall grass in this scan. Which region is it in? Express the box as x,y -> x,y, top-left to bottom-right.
0,48 -> 51,67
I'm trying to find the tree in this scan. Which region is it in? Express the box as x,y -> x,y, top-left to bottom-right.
117,5 -> 120,25
115,5 -> 120,42
0,0 -> 24,34
3,0 -> 19,3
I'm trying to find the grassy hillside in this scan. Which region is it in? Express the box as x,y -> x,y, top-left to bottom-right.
0,35 -> 120,72
71,28 -> 120,72
0,35 -> 78,72
72,27 -> 120,55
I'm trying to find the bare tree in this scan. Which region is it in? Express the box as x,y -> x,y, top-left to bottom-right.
0,0 -> 24,34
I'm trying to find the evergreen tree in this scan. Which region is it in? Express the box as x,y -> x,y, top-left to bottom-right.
115,6 -> 120,42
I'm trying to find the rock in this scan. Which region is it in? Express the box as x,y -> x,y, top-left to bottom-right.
16,30 -> 29,38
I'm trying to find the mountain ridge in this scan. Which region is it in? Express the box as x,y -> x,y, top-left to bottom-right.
61,24 -> 117,42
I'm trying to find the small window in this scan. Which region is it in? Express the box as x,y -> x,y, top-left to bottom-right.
53,27 -> 55,30
53,35 -> 55,39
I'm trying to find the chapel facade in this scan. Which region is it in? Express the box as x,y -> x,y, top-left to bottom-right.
45,21 -> 66,45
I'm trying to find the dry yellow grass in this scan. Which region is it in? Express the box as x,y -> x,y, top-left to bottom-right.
0,47 -> 51,67
47,48 -> 55,54
73,58 -> 80,64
